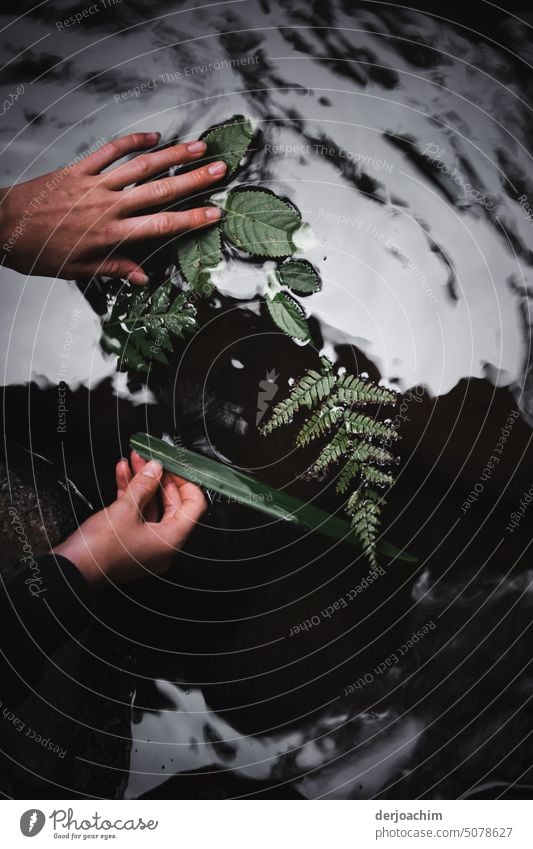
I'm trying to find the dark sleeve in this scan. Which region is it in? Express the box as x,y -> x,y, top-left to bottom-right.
0,554 -> 91,707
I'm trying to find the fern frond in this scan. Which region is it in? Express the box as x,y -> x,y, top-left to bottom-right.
259,357 -> 399,568
346,487 -> 383,569
310,427 -> 352,474
360,465 -> 395,488
295,403 -> 344,446
336,457 -> 361,494
335,374 -> 398,406
260,366 -> 337,434
356,443 -> 395,464
344,412 -> 399,442
336,443 -> 395,494
103,284 -> 197,373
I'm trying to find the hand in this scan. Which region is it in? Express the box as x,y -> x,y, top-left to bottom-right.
52,450 -> 207,591
0,132 -> 226,284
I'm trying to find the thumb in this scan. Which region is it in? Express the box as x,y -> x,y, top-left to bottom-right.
123,460 -> 162,513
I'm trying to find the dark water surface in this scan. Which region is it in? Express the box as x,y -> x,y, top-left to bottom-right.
1,0 -> 533,799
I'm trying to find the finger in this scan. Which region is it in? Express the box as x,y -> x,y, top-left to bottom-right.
123,460 -> 163,514
79,132 -> 161,175
113,206 -> 222,244
131,450 -> 159,522
69,256 -> 149,285
161,474 -> 182,519
105,140 -> 207,189
162,479 -> 207,526
115,458 -> 133,498
130,449 -> 148,474
120,161 -> 227,213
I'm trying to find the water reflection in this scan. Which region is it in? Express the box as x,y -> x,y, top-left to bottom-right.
1,0 -> 530,397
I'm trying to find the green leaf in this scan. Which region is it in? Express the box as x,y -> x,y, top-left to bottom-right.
360,465 -> 395,488
129,330 -> 169,366
335,374 -> 398,406
260,366 -> 338,434
344,411 -> 398,442
149,282 -> 172,314
102,283 -> 197,373
177,225 -> 221,292
201,115 -> 254,176
336,457 -> 361,495
223,189 -> 301,257
259,357 -> 408,567
277,259 -> 321,294
311,428 -> 353,474
130,432 -> 415,562
266,291 -> 311,342
295,404 -> 344,446
346,488 -> 383,570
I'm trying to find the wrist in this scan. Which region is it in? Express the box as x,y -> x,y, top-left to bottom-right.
51,537 -> 106,594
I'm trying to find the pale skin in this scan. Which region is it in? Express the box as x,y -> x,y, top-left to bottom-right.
0,131 -> 226,285
53,451 -> 207,592
0,132 -> 214,581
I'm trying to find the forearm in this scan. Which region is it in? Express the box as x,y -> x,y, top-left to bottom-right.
0,553 -> 91,706
0,185 -> 16,267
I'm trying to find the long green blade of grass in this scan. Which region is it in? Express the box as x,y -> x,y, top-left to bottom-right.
130,432 -> 417,563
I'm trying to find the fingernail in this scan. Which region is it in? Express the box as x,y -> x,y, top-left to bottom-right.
208,160 -> 226,176
205,207 -> 222,220
146,132 -> 161,143
142,460 -> 162,478
128,271 -> 149,285
187,140 -> 206,153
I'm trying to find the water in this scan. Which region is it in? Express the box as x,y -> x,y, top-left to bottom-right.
1,0 -> 533,799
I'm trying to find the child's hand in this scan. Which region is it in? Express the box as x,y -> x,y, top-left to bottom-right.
0,132 -> 226,284
52,450 -> 207,591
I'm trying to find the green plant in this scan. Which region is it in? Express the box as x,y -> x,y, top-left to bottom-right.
101,115 -> 322,372
130,432 -> 415,562
101,280 -> 196,373
98,119 -> 412,567
260,358 -> 399,567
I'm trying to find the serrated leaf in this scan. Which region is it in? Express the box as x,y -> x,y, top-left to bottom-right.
266,291 -> 311,342
101,282 -> 197,373
336,457 -> 361,495
201,115 -> 254,176
336,374 -> 398,406
129,330 -> 169,366
295,404 -> 344,446
344,411 -> 398,442
311,428 -> 353,473
260,366 -> 338,433
346,488 -> 383,569
177,225 -> 221,291
277,259 -> 321,294
149,281 -> 172,314
259,357 -> 412,567
360,465 -> 395,487
223,189 -> 301,257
